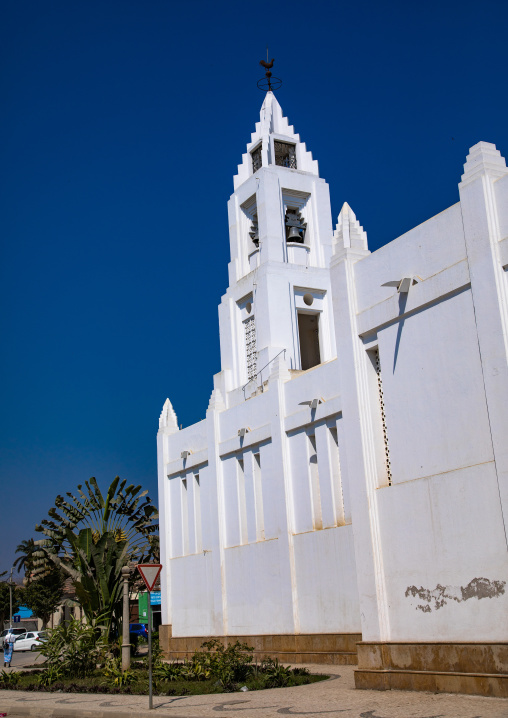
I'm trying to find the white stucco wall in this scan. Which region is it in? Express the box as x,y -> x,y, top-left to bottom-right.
294,525 -> 360,633
379,288 -> 492,484
330,141 -> 508,643
377,462 -> 508,641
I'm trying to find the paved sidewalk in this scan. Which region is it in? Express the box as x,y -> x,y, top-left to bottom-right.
1,665 -> 506,718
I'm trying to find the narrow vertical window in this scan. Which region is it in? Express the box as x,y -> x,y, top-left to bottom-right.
181,477 -> 189,554
253,452 -> 265,541
251,145 -> 262,172
308,434 -> 322,530
194,473 -> 202,552
249,212 -> 259,247
298,313 -> 321,370
244,315 -> 257,380
237,458 -> 248,545
374,348 -> 392,486
329,426 -> 345,524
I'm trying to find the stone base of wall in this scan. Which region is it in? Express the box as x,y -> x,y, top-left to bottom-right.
159,627 -> 361,665
355,642 -> 508,698
159,623 -> 172,651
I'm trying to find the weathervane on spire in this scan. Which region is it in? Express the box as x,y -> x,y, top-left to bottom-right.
257,49 -> 282,91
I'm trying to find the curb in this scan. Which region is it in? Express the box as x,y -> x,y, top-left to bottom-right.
7,711 -> 127,718
3,708 -> 193,718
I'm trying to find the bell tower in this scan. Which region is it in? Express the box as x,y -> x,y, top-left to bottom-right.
217,84 -> 336,401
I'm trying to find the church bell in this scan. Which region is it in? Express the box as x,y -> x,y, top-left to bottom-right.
288,226 -> 303,242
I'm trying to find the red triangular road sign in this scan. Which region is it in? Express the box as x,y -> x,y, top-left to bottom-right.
137,563 -> 162,592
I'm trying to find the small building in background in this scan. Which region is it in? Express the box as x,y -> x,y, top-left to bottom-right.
11,606 -> 37,634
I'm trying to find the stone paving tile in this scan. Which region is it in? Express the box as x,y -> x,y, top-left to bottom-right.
1,665 -> 507,718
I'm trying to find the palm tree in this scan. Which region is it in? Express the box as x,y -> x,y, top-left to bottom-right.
13,538 -> 37,581
35,476 -> 158,638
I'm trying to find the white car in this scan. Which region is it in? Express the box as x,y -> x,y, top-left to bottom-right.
13,631 -> 47,652
1,628 -> 27,647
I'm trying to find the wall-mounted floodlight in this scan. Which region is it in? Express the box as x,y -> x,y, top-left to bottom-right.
299,398 -> 323,410
181,450 -> 191,459
382,276 -> 420,294
238,428 -> 250,438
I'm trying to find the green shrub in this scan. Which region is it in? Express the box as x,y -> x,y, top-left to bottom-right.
40,617 -> 104,678
153,639 -> 255,691
152,636 -> 164,663
141,635 -> 164,669
112,670 -> 135,687
0,670 -> 21,687
260,657 -> 293,687
102,657 -> 136,687
180,659 -> 211,681
194,639 -> 254,690
37,666 -> 63,687
155,662 -> 183,681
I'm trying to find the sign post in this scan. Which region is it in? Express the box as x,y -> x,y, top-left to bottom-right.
8,568 -> 14,629
136,564 -> 162,710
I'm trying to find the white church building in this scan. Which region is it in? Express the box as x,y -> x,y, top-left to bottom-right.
157,91 -> 508,697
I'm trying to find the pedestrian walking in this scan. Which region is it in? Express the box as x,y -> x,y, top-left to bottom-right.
3,634 -> 14,668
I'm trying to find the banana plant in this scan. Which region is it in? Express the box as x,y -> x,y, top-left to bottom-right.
35,476 -> 158,561
45,527 -> 129,638
33,476 -> 158,638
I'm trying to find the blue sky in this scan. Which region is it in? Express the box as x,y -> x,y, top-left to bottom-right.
1,0 -> 507,573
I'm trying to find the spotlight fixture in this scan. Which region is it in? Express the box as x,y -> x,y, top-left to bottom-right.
181,450 -> 191,459
238,428 -> 250,438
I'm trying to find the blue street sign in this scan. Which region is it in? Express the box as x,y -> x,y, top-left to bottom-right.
13,615 -> 20,623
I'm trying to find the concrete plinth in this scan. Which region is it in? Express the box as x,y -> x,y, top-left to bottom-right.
355,641 -> 508,698
159,629 -> 361,665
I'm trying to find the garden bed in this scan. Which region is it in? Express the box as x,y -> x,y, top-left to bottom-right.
0,666 -> 327,696
0,634 -> 328,696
